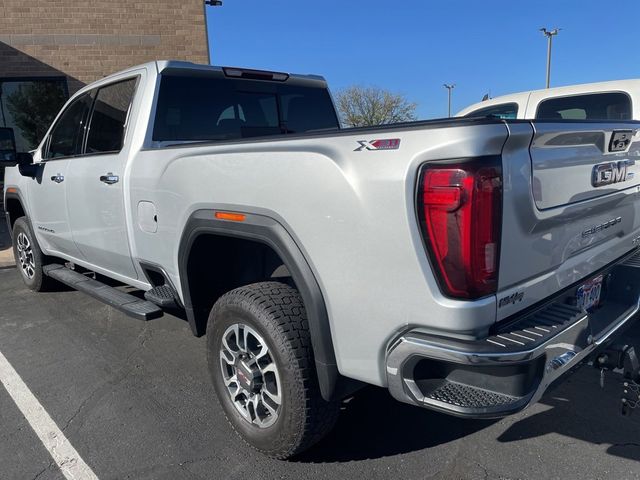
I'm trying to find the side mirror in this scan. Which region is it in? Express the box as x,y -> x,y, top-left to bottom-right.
16,151 -> 33,164
15,152 -> 38,178
18,162 -> 39,178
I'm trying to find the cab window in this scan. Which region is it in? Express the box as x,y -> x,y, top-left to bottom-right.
153,74 -> 339,142
85,78 -> 137,154
465,103 -> 518,119
45,93 -> 93,159
536,93 -> 631,120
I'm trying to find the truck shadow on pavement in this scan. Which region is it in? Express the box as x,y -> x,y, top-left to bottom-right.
295,366 -> 640,463
499,325 -> 640,463
498,380 -> 640,463
294,386 -> 496,462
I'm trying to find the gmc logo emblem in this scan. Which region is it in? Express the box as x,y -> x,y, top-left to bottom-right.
592,160 -> 634,187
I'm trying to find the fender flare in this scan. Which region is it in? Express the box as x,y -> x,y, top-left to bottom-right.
177,209 -> 343,400
4,189 -> 30,238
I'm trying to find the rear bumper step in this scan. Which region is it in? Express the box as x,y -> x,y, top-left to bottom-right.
386,250 -> 640,418
43,264 -> 163,321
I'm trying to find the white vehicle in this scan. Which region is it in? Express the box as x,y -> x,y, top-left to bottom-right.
457,79 -> 640,120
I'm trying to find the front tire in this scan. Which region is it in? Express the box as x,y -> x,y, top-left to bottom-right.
207,281 -> 339,459
12,217 -> 55,291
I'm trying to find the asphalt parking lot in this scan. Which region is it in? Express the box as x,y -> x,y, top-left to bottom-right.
0,268 -> 639,480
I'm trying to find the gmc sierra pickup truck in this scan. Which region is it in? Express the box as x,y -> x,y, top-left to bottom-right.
3,61 -> 640,459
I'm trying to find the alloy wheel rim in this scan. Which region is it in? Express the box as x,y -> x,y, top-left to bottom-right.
16,232 -> 35,280
219,323 -> 282,428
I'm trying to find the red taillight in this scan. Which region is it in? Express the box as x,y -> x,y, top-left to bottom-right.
418,158 -> 502,299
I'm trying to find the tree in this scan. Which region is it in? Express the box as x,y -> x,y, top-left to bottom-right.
5,81 -> 66,150
335,85 -> 417,127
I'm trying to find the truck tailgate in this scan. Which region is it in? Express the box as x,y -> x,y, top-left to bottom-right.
497,121 -> 640,321
531,123 -> 640,209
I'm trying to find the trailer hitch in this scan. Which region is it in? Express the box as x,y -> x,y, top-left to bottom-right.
594,344 -> 640,416
622,379 -> 640,416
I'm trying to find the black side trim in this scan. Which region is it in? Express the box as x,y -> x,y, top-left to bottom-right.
178,209 -> 353,400
4,190 -> 27,237
4,211 -> 11,239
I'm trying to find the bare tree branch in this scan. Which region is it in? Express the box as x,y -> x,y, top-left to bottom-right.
336,86 -> 417,127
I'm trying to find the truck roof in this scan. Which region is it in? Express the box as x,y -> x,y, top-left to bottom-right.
94,60 -> 329,88
457,78 -> 640,117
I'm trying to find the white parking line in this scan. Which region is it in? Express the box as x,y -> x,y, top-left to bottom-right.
0,349 -> 99,480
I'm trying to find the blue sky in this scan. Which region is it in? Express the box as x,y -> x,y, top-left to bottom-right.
206,1 -> 640,119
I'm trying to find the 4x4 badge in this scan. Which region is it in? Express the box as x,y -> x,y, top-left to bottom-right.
609,130 -> 633,152
355,139 -> 400,151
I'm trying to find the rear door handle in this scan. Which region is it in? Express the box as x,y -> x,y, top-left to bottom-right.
51,174 -> 64,183
100,173 -> 119,185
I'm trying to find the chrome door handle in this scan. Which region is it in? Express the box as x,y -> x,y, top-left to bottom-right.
51,174 -> 64,183
100,174 -> 119,185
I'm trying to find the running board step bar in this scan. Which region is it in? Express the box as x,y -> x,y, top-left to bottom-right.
43,264 -> 163,321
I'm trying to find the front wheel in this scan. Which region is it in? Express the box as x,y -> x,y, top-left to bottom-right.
207,281 -> 339,459
11,217 -> 55,291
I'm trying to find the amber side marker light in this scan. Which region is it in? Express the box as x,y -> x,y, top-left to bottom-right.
215,211 -> 246,222
6,188 -> 16,194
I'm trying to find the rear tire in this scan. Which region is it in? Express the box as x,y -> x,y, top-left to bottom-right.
12,217 -> 55,292
207,281 -> 339,459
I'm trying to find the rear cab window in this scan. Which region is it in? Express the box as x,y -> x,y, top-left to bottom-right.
536,92 -> 631,120
464,103 -> 519,119
152,73 -> 339,143
86,78 -> 137,154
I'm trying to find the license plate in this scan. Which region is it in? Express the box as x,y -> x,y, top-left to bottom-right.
576,275 -> 603,312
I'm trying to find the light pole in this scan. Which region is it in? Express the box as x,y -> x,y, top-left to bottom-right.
204,0 -> 223,64
540,28 -> 560,88
443,84 -> 455,117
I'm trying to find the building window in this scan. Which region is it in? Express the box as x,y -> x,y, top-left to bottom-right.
0,77 -> 68,153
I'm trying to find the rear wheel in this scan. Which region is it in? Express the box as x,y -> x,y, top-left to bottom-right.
12,217 -> 55,291
207,281 -> 339,459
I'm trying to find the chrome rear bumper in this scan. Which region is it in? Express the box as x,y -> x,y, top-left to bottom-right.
386,250 -> 640,418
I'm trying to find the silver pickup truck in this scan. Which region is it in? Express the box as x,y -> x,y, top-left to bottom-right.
3,61 -> 640,458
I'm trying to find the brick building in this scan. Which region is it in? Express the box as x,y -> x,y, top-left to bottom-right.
0,1 -> 208,154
